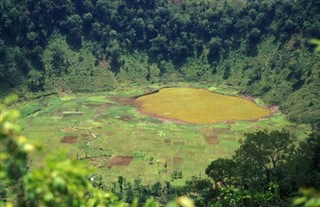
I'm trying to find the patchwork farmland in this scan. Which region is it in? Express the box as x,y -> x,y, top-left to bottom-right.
16,83 -> 310,186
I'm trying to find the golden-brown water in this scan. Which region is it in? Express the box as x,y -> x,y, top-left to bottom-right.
135,88 -> 270,124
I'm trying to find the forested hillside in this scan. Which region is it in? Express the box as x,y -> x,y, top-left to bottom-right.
0,0 -> 319,123
1,1 -> 320,206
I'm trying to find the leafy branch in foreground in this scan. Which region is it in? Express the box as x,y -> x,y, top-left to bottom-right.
293,188 -> 320,207
0,96 -> 152,207
309,39 -> 320,52
1,95 -> 195,207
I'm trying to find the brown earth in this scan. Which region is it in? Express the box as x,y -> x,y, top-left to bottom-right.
60,136 -> 78,143
108,156 -> 133,167
205,136 -> 220,145
201,127 -> 220,145
164,139 -> 172,145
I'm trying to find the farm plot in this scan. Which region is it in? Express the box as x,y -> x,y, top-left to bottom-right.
16,84 -> 310,185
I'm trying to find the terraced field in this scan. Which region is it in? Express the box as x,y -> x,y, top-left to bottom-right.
15,83 -> 310,186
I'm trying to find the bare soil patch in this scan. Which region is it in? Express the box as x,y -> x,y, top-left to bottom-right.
201,127 -> 220,145
164,139 -> 172,145
205,136 -> 220,145
108,156 -> 133,167
61,136 -> 78,143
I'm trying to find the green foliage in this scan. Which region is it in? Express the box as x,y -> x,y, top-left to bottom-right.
23,153 -> 123,207
1,0 -> 319,124
116,53 -> 150,84
0,94 -> 38,206
0,96 -> 162,206
42,36 -> 117,92
205,130 -> 298,206
215,184 -> 278,207
180,56 -> 212,81
294,188 -> 320,207
309,39 -> 320,52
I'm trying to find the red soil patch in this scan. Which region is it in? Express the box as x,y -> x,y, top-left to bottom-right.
201,127 -> 220,145
205,136 -> 220,145
60,136 -> 78,143
164,139 -> 172,145
108,156 -> 133,167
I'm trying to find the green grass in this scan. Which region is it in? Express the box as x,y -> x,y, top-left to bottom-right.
15,83 -> 310,185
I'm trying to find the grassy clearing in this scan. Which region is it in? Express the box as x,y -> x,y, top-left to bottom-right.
15,83 -> 310,185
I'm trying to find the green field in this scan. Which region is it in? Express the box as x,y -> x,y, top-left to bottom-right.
15,83 -> 310,187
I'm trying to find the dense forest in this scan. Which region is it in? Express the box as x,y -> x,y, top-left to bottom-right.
0,0 -> 319,123
1,0 -> 320,206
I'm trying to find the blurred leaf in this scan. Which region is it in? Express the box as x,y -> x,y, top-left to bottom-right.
3,94 -> 18,105
309,39 -> 320,52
